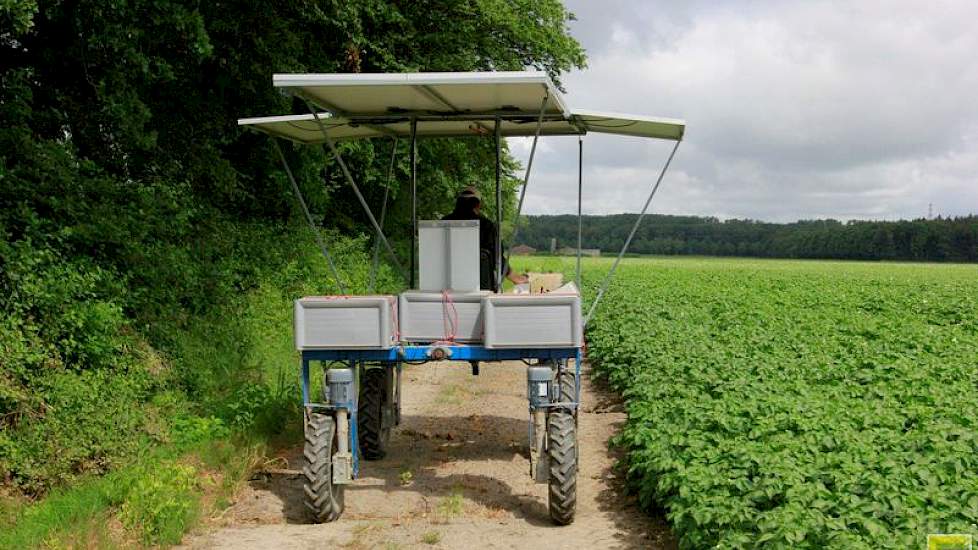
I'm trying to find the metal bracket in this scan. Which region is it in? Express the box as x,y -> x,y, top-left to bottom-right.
427,346 -> 453,361
332,452 -> 353,484
533,454 -> 550,483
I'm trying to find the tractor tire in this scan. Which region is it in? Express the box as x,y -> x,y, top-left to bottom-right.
557,366 -> 576,407
358,367 -> 391,460
547,410 -> 577,525
303,413 -> 344,523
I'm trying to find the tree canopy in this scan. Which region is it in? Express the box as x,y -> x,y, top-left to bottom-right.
2,0 -> 585,227
517,214 -> 978,262
0,0 -> 585,494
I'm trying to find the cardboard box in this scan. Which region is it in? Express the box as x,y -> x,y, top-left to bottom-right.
528,272 -> 564,293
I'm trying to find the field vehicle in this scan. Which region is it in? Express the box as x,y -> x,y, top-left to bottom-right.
238,71 -> 684,525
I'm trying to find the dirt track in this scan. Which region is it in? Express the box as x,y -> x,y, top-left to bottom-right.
180,360 -> 676,549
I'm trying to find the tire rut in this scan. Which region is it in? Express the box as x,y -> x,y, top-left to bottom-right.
179,360 -> 676,549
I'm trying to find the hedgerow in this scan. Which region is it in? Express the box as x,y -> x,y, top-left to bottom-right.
0,219 -> 399,494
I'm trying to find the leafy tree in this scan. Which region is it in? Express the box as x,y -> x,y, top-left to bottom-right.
518,214 -> 978,262
0,0 -> 586,493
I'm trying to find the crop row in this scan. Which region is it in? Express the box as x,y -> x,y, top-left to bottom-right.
579,258 -> 978,548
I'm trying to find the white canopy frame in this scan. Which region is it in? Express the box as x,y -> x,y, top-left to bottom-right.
240,71 -> 684,322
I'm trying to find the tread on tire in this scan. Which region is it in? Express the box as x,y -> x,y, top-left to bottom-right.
358,367 -> 391,460
547,410 -> 577,525
303,413 -> 344,523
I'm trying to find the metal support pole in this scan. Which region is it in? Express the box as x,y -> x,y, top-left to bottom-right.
494,116 -> 503,291
576,136 -> 584,290
301,358 -> 311,406
410,118 -> 418,289
574,350 -> 582,408
369,137 -> 398,292
303,102 -> 410,285
506,95 -> 549,255
273,139 -> 347,294
584,140 -> 682,326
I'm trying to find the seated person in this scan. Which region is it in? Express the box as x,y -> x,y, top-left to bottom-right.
442,186 -> 528,291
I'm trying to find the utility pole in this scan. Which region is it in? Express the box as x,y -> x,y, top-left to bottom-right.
928,203 -> 933,219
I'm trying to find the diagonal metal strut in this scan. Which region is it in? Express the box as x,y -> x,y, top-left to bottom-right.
303,100 -> 411,286
273,139 -> 347,294
584,139 -> 682,326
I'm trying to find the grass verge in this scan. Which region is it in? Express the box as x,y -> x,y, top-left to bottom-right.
0,433 -> 261,548
1,228 -> 403,547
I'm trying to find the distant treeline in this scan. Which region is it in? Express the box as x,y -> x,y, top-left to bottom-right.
517,214 -> 978,262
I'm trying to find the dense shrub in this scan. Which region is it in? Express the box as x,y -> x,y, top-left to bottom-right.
0,220 -> 401,493
0,8 -> 585,543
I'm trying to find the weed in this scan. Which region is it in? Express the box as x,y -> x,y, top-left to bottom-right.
437,487 -> 464,517
435,384 -> 478,406
421,530 -> 442,544
398,467 -> 414,486
119,461 -> 200,545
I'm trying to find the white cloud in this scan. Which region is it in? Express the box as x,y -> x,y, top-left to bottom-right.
512,0 -> 978,221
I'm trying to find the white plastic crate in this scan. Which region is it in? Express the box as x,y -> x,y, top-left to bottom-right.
482,291 -> 583,349
399,290 -> 489,343
294,296 -> 396,350
418,220 -> 480,292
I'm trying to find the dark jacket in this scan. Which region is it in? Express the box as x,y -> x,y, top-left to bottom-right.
442,197 -> 509,290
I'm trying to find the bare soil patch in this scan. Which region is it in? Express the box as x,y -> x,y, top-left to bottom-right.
179,360 -> 676,549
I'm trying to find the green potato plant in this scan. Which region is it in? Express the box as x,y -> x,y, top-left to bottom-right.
577,257 -> 978,549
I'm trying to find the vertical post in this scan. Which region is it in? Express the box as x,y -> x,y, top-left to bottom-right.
576,136 -> 584,290
505,95 -> 549,254
494,116 -> 503,291
575,349 -> 582,406
301,358 -> 310,406
410,118 -> 418,289
348,360 -> 359,477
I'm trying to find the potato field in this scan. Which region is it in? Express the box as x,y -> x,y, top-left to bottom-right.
517,256 -> 978,549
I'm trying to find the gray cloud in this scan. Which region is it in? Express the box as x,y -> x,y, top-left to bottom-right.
512,0 -> 978,222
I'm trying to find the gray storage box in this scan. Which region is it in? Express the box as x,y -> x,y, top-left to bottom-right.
418,220 -> 480,292
399,290 -> 489,343
483,293 -> 583,348
294,296 -> 396,350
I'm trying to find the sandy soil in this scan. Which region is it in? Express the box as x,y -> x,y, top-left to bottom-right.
179,360 -> 676,550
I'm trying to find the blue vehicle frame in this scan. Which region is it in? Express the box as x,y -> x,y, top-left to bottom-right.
238,69 -> 683,527
300,345 -> 583,478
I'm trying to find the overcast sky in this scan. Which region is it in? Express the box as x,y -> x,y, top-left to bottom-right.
511,0 -> 978,222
